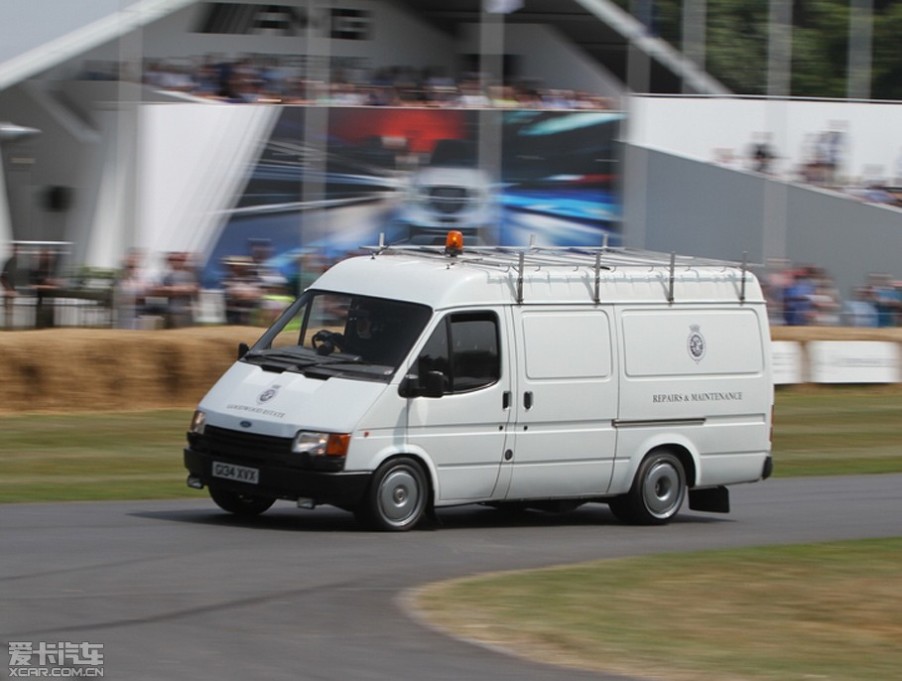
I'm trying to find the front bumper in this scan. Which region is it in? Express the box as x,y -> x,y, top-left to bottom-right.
184,447 -> 370,510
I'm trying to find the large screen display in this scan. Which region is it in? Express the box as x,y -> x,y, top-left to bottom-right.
201,106 -> 623,287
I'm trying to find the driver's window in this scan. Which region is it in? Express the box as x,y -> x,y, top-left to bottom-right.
269,293 -> 349,349
302,294 -> 348,349
417,311 -> 500,393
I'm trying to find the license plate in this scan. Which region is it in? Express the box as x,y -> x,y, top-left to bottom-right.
212,461 -> 259,485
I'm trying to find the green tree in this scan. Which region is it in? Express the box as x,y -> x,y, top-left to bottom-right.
610,0 -> 901,100
790,0 -> 849,98
872,1 -> 902,100
705,0 -> 770,94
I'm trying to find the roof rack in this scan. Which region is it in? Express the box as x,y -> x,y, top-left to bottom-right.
363,235 -> 751,305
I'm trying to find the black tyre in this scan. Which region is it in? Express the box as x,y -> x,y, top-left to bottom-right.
209,486 -> 276,517
608,450 -> 686,525
357,457 -> 429,531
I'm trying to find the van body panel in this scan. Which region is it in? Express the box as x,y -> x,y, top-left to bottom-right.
312,257 -> 512,310
621,308 -> 765,378
399,306 -> 514,504
404,390 -> 512,502
198,363 -> 387,436
694,452 -> 770,486
608,429 -> 701,492
503,306 -> 617,499
616,305 -> 772,485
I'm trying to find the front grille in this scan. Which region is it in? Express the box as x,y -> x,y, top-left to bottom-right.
429,186 -> 469,214
191,426 -> 344,472
201,425 -> 292,460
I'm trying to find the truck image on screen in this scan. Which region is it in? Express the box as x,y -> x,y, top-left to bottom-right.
398,139 -> 499,244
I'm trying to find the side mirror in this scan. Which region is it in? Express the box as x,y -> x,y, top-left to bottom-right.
398,374 -> 418,398
421,370 -> 446,397
398,371 -> 446,399
237,342 -> 250,360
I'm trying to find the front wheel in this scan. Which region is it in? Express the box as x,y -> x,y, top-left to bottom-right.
209,486 -> 276,517
357,457 -> 429,531
608,450 -> 686,525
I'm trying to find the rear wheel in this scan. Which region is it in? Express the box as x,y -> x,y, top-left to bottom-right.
209,486 -> 276,517
608,450 -> 686,525
357,457 -> 429,531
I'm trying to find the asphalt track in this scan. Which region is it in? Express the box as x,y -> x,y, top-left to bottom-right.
3,474 -> 901,681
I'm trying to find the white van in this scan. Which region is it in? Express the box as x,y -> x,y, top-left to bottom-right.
184,234 -> 773,531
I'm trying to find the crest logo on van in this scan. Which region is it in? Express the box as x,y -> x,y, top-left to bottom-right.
688,325 -> 706,362
258,385 -> 281,404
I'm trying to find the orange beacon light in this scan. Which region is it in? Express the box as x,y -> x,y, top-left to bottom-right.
444,230 -> 464,256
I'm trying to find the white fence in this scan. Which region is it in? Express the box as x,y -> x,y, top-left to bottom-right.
2,295 -> 112,329
773,340 -> 901,385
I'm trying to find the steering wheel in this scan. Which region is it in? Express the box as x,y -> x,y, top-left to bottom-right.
312,330 -> 343,355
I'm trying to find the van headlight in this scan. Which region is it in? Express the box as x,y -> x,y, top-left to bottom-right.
292,431 -> 350,458
189,410 -> 206,435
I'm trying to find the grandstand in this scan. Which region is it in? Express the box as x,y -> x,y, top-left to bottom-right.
0,0 -> 900,302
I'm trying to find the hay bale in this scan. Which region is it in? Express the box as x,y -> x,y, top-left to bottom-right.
1,325 -> 901,414
0,327 -> 260,413
771,326 -> 902,343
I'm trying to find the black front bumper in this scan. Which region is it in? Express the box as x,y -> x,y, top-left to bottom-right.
184,447 -> 371,510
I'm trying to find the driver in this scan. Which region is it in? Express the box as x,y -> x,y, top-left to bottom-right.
341,305 -> 377,356
313,304 -> 378,357
351,308 -> 373,341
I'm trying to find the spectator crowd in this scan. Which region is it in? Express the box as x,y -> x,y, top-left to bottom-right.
108,244 -> 334,330
108,252 -> 902,331
81,55 -> 614,110
5,240 -> 902,331
108,254 -> 902,330
765,263 -> 902,328
713,129 -> 902,210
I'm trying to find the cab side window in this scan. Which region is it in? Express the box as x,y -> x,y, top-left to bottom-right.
418,312 -> 500,393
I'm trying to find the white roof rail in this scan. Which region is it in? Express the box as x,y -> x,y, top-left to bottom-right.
362,236 -> 753,305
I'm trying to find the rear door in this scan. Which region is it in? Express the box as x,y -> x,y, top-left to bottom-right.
503,306 -> 618,500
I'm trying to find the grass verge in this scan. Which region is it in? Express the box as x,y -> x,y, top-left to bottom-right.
1,388 -> 901,504
773,386 -> 902,475
2,393 -> 899,680
0,409 -> 199,503
413,538 -> 902,681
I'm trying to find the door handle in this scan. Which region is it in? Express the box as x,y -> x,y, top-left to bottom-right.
502,391 -> 511,409
524,391 -> 533,410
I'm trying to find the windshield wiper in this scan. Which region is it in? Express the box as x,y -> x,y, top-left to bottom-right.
243,348 -> 314,372
273,354 -> 369,374
315,354 -> 365,366
246,348 -> 380,375
302,354 -> 396,379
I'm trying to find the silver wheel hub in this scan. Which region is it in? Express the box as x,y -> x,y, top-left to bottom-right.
378,468 -> 421,524
643,461 -> 683,518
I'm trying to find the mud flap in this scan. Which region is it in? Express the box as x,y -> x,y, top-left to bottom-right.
688,486 -> 730,513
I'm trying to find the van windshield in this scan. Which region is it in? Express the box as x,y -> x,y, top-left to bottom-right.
245,290 -> 432,382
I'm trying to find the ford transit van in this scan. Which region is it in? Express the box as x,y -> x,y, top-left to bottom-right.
184,233 -> 773,531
